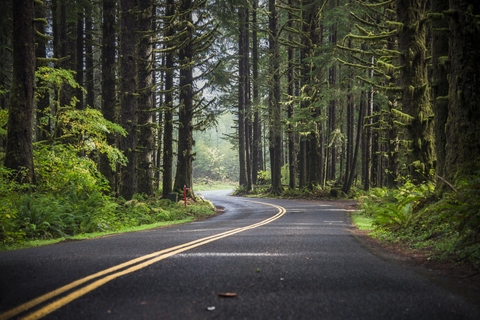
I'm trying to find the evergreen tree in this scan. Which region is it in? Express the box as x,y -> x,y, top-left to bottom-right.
100,0 -> 117,190
118,0 -> 137,200
444,0 -> 480,185
5,0 -> 36,184
396,0 -> 434,183
161,0 -> 176,199
136,0 -> 155,196
269,0 -> 282,194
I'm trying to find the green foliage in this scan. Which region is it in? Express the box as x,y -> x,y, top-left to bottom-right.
0,108 -> 7,139
257,170 -> 271,185
34,144 -> 109,194
0,184 -> 216,246
35,67 -> 127,171
357,173 -> 480,265
56,107 -> 127,170
358,179 -> 434,230
281,164 -> 289,186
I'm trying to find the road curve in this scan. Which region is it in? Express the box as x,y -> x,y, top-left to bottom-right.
0,190 -> 479,319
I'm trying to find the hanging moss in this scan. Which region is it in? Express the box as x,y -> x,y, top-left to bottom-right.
391,108 -> 414,124
427,13 -> 444,20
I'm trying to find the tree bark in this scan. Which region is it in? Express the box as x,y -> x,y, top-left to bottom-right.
238,7 -> 247,187
100,0 -> 117,191
252,0 -> 260,184
244,7 -> 253,191
396,0 -> 434,183
444,0 -> 480,184
5,0 -> 36,184
85,6 -> 94,108
76,2 -> 84,109
287,0 -> 296,190
162,0 -> 175,199
343,90 -> 364,194
136,0 -> 154,196
269,0 -> 282,194
430,0 -> 449,187
118,0 -> 137,199
173,0 -> 194,194
35,0 -> 49,142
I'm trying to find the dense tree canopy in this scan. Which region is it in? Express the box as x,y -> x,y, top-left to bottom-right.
0,0 -> 478,201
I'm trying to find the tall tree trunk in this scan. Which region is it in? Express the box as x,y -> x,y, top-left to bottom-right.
35,0 -> 49,142
344,65 -> 354,189
5,0 -> 36,184
85,6 -> 94,108
370,94 -> 380,187
238,7 -> 247,187
298,0 -> 309,188
119,0 -> 137,200
62,0 -> 76,108
287,0 -> 296,189
173,0 -> 194,194
252,0 -> 260,184
76,2 -> 84,109
328,64 -> 336,181
386,17 -> 399,188
444,0 -> 480,184
156,47 -> 164,190
100,0 -> 117,191
364,88 -> 371,192
343,92 -> 364,194
162,0 -> 175,199
136,0 -> 154,196
244,7 -> 253,191
430,0 -> 449,187
269,0 -> 282,194
396,0 -> 434,183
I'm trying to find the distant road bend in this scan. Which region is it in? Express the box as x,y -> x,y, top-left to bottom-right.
0,189 -> 479,319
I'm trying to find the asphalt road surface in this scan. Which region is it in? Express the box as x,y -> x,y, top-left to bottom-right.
1,190 -> 479,319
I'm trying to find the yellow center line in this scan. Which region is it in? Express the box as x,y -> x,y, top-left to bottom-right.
0,200 -> 285,320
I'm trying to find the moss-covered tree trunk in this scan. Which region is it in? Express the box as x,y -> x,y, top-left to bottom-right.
364,88 -> 371,192
396,0 -> 434,183
252,0 -> 261,184
269,0 -> 282,194
244,7 -> 253,192
161,0 -> 175,199
5,0 -> 36,184
100,0 -> 117,191
136,0 -> 154,196
444,0 -> 480,184
238,7 -> 247,187
118,0 -> 137,200
386,12 -> 400,188
297,1 -> 308,188
430,0 -> 449,186
287,0 -> 296,190
173,0 -> 194,194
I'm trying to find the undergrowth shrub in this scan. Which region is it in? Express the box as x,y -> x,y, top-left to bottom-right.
34,144 -> 109,194
357,173 -> 480,265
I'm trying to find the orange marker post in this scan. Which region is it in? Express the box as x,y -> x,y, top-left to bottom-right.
184,185 -> 187,207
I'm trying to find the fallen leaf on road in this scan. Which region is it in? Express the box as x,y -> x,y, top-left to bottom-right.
207,306 -> 215,311
218,292 -> 237,298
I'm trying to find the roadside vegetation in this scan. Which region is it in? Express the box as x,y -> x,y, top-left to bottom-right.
0,146 -> 215,251
356,173 -> 480,267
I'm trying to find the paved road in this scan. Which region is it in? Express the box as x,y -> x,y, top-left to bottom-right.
1,190 -> 479,319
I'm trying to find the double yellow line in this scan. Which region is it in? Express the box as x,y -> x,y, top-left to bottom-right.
1,200 -> 285,320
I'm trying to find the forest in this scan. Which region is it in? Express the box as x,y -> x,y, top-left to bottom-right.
0,0 -> 479,263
